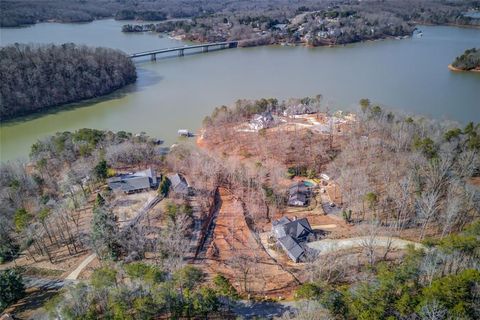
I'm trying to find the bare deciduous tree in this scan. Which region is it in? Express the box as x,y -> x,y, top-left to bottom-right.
416,190 -> 441,240
419,300 -> 447,320
229,253 -> 254,294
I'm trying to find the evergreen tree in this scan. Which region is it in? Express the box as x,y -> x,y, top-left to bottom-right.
213,274 -> 239,299
158,175 -> 171,197
93,159 -> 109,181
91,206 -> 120,260
0,269 -> 25,312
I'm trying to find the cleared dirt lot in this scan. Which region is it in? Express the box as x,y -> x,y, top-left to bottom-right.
200,188 -> 299,298
307,236 -> 423,254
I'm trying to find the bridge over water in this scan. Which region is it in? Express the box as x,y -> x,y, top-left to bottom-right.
129,40 -> 238,61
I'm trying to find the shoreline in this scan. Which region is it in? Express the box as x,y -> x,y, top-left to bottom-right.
0,80 -> 137,124
448,64 -> 480,73
414,21 -> 480,30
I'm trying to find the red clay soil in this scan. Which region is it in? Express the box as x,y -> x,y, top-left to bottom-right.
201,188 -> 298,299
468,177 -> 480,187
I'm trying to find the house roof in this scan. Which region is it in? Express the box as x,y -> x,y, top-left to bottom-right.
135,168 -> 157,186
288,192 -> 307,204
107,168 -> 157,192
108,176 -> 151,192
272,217 -> 313,240
272,216 -> 291,238
288,181 -> 309,206
289,181 -> 308,195
278,235 -> 305,262
273,216 -> 291,226
250,112 -> 276,130
283,218 -> 313,239
284,104 -> 317,116
169,173 -> 189,193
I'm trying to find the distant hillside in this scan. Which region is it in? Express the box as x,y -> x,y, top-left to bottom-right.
1,0 -> 479,28
0,43 -> 136,120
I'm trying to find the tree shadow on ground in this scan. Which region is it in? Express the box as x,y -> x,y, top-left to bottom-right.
8,288 -> 60,320
232,300 -> 295,319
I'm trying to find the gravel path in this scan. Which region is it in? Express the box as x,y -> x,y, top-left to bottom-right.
65,253 -> 96,280
307,236 -> 423,254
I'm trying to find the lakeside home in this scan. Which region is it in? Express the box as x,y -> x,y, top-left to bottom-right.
107,168 -> 158,194
249,112 -> 277,131
283,103 -> 318,117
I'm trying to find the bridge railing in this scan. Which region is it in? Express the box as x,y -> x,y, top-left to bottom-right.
129,41 -> 238,58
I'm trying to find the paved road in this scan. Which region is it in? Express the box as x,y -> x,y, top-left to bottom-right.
307,236 -> 423,255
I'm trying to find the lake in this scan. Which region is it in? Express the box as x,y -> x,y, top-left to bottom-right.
1,19 -> 479,161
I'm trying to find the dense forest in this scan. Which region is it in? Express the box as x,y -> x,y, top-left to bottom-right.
452,48 -> 480,71
44,264 -> 235,318
1,0 -> 479,28
0,44 -> 136,120
0,0 -> 286,27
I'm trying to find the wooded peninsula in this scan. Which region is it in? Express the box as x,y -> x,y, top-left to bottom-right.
119,0 -> 480,47
450,48 -> 480,72
0,44 -> 136,120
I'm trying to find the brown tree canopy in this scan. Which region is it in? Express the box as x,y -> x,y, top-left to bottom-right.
0,43 -> 136,120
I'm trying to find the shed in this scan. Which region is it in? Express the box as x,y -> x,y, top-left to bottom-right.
169,173 -> 189,195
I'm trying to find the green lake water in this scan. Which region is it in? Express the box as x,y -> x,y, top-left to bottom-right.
1,19 -> 479,161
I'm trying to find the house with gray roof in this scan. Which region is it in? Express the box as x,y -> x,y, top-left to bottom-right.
107,168 -> 158,194
272,217 -> 314,262
283,104 -> 318,116
169,173 -> 190,195
288,181 -> 310,206
249,112 -> 277,131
